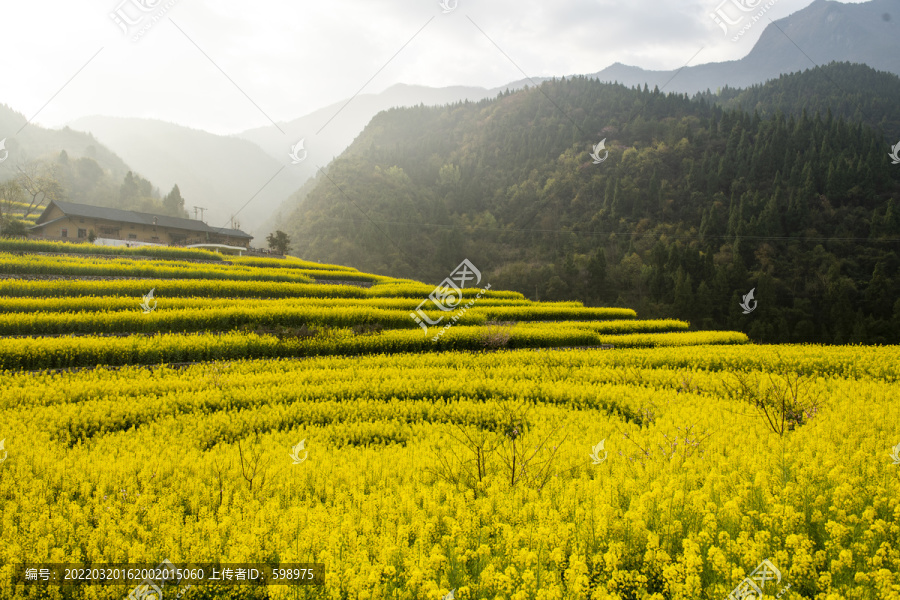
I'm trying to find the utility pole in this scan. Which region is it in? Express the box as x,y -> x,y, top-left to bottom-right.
193,206 -> 206,222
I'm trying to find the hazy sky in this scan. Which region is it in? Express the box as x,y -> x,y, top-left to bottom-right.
0,0 -> 869,136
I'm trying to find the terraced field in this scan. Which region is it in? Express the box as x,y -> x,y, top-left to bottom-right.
0,242 -> 897,600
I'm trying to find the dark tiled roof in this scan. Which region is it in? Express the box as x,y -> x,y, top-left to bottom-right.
35,200 -> 252,239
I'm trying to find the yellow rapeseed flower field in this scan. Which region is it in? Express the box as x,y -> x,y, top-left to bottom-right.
0,347 -> 897,599
0,244 -> 897,600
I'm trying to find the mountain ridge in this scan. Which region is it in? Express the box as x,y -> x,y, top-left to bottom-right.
586,0 -> 899,92
42,0 -> 900,238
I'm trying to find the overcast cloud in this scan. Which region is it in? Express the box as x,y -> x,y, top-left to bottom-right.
0,0 -> 869,136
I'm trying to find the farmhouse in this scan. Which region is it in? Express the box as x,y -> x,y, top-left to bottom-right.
28,200 -> 253,248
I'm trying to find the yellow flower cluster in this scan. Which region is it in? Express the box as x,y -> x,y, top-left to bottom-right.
0,252 -> 315,283
0,277 -> 371,299
0,294 -> 538,314
1,346 -> 896,599
0,238 -> 224,260
0,303 -> 651,337
0,326 -> 747,370
229,255 -> 359,271
0,276 -> 525,301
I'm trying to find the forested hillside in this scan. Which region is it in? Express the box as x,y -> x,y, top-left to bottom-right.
711,62 -> 900,139
281,62 -> 900,344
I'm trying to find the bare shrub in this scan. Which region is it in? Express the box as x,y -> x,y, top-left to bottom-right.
481,320 -> 516,350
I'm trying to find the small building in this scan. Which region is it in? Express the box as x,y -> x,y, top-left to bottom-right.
28,200 -> 253,248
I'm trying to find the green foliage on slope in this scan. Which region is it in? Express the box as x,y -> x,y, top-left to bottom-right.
281,63 -> 900,344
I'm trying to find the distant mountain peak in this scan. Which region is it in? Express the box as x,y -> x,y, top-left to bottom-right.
588,0 -> 898,93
